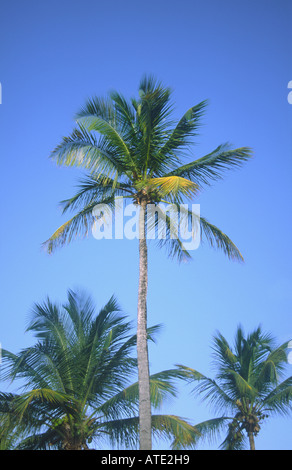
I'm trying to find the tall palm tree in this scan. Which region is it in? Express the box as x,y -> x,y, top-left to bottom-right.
0,290 -> 200,450
43,76 -> 252,449
179,325 -> 292,450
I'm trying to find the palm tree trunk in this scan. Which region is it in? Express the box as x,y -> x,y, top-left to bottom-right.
137,199 -> 152,450
248,431 -> 255,450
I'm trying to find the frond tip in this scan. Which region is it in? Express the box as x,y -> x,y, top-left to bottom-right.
42,213 -> 92,254
200,216 -> 244,262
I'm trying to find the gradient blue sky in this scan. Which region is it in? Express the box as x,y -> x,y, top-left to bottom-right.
0,0 -> 291,450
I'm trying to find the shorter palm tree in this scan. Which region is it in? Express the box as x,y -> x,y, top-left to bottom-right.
0,290 -> 200,450
178,325 -> 292,450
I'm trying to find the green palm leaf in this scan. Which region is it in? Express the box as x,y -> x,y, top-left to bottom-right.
166,143 -> 253,188
156,100 -> 208,165
199,215 -> 244,262
263,376 -> 292,416
50,124 -> 125,178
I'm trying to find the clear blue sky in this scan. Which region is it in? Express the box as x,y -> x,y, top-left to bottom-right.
0,0 -> 291,450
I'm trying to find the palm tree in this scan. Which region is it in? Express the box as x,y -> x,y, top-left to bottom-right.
0,290 -> 200,450
43,75 -> 252,449
179,325 -> 292,450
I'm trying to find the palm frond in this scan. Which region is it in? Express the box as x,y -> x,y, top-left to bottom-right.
60,176 -> 133,214
147,368 -> 186,409
42,208 -> 94,254
13,389 -> 74,419
151,414 -> 200,450
254,344 -> 288,394
15,429 -> 59,450
166,143 -> 252,188
224,370 -> 257,401
75,96 -> 116,122
176,365 -> 235,415
145,203 -> 193,262
154,211 -> 193,262
77,114 -> 139,175
263,376 -> 292,416
135,75 -> 174,175
1,347 -> 54,391
109,90 -> 139,146
211,331 -> 238,373
175,364 -> 206,382
147,203 -> 243,262
104,412 -> 200,450
42,194 -> 117,254
192,416 -> 230,448
156,100 -> 208,165
100,416 -> 139,449
189,373 -> 236,415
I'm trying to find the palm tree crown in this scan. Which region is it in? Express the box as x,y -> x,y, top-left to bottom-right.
43,75 -> 251,261
179,325 -> 292,450
0,290 -> 201,450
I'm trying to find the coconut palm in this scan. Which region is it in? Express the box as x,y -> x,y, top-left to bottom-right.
43,76 -> 252,449
179,325 -> 292,450
0,290 -> 200,450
